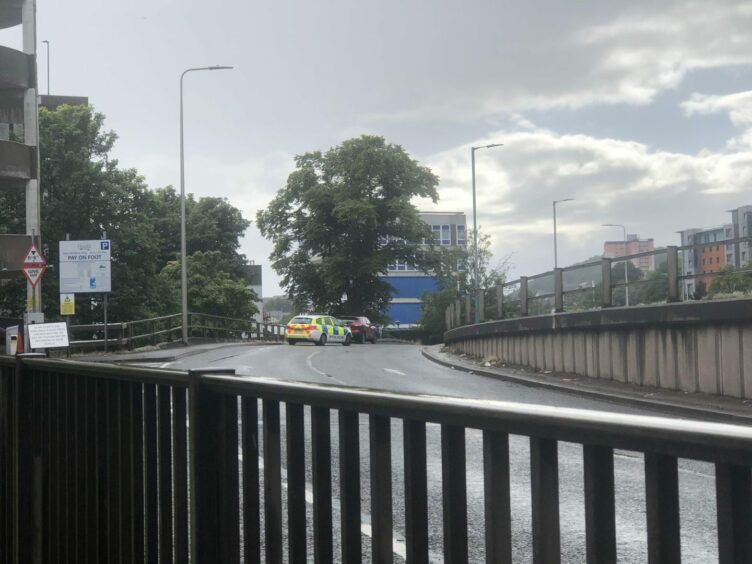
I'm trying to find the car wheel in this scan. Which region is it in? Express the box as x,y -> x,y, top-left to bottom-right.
370,335 -> 378,344
343,334 -> 352,346
315,333 -> 327,346
287,339 -> 297,345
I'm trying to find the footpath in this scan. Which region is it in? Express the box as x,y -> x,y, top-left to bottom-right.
423,345 -> 752,424
73,340 -> 281,365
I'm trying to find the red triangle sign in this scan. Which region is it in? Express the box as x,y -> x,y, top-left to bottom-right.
22,265 -> 46,288
22,243 -> 46,266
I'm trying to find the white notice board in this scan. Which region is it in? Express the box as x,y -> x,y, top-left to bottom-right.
28,322 -> 70,349
59,240 -> 112,293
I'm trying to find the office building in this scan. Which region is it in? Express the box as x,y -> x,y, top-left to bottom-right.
382,211 -> 466,326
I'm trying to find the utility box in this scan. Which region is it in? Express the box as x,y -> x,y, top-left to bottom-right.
5,325 -> 18,355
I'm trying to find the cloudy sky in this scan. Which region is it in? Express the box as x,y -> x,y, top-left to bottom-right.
6,0 -> 752,295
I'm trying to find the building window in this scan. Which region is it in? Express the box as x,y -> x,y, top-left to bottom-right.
717,257 -> 720,264
727,254 -> 733,263
432,224 -> 450,245
456,224 -> 466,246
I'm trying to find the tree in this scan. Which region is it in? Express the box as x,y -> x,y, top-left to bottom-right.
692,280 -> 707,300
419,228 -> 511,338
256,135 -> 439,321
158,251 -> 258,319
708,262 -> 752,297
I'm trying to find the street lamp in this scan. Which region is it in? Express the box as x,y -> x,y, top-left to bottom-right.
471,143 -> 503,323
602,223 -> 630,306
41,40 -> 49,95
553,198 -> 575,269
180,65 -> 233,345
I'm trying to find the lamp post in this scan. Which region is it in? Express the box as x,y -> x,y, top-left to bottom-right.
471,143 -> 503,323
180,65 -> 233,345
553,198 -> 575,269
603,223 -> 630,306
41,40 -> 49,95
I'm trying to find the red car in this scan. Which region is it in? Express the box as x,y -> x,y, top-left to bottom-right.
338,316 -> 378,344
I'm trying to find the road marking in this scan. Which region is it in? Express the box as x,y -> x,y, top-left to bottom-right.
383,368 -> 407,376
306,351 -> 346,384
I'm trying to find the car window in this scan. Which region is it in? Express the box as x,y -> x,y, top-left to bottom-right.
363,318 -> 370,324
315,318 -> 324,325
291,316 -> 312,324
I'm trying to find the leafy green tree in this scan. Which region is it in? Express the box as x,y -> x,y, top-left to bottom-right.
708,262 -> 752,297
158,251 -> 258,319
257,135 -> 439,321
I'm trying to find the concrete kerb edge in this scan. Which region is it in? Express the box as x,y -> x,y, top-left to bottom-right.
421,347 -> 752,425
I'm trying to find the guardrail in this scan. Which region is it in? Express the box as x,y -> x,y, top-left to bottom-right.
2,355 -> 751,562
65,312 -> 285,351
447,237 -> 752,329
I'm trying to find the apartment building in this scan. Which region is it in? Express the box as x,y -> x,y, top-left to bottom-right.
603,234 -> 655,272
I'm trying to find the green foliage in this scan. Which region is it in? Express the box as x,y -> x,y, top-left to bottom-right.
708,262 -> 752,296
158,252 -> 258,319
0,105 -> 253,322
264,295 -> 293,313
419,228 -> 510,338
257,135 -> 439,322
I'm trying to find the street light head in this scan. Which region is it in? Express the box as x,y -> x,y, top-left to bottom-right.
484,143 -> 503,149
209,65 -> 234,71
554,198 -> 575,204
42,40 -> 49,45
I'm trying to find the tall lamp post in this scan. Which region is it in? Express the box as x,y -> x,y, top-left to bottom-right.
471,143 -> 503,323
553,198 -> 574,269
180,65 -> 233,345
603,223 -> 630,306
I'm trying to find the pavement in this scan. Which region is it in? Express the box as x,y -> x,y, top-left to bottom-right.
69,340 -> 282,364
422,345 -> 752,424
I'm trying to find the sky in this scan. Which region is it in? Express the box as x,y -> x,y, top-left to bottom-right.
4,0 -> 752,296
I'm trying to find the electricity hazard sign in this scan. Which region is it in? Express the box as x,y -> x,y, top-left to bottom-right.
21,243 -> 46,288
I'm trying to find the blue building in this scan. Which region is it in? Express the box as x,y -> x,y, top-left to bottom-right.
383,211 -> 467,326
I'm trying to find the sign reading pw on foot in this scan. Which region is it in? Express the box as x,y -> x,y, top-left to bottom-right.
59,240 -> 112,293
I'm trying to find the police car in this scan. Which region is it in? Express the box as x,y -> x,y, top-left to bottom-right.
286,314 -> 353,346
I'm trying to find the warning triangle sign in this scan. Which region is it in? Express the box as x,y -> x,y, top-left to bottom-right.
22,243 -> 46,266
22,265 -> 46,287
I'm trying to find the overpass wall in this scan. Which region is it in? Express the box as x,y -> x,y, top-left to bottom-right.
443,299 -> 752,399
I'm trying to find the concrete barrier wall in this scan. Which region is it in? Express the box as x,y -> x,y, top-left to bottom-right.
443,299 -> 752,399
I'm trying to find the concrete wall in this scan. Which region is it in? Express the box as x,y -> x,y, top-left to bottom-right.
444,299 -> 752,399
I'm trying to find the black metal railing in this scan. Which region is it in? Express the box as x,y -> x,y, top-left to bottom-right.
2,354 -> 752,563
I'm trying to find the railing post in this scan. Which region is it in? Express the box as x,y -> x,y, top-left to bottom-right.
12,353 -> 45,564
127,322 -> 134,350
188,367 -> 237,563
519,276 -> 529,316
601,258 -> 612,308
477,289 -> 485,322
496,285 -> 504,319
554,268 -> 564,313
454,299 -> 461,327
445,305 -> 452,331
167,317 -> 173,343
464,295 -> 472,325
667,246 -> 679,303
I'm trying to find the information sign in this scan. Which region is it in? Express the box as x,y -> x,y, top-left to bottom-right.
60,293 -> 75,315
59,240 -> 111,293
21,243 -> 46,288
27,322 -> 70,349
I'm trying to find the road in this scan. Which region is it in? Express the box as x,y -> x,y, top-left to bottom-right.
163,342 -> 718,563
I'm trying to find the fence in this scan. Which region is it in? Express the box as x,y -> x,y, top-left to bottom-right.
2,354 -> 752,563
64,312 -> 285,351
447,237 -> 752,330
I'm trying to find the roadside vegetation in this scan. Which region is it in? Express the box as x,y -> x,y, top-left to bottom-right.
0,105 -> 256,322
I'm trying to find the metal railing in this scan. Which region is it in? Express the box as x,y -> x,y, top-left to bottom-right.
447,237 -> 752,329
2,354 -> 752,562
65,312 -> 285,351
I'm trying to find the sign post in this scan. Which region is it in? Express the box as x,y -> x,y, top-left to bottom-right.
59,239 -> 112,351
21,243 -> 46,313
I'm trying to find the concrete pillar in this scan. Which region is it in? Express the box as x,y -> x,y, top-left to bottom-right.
464,295 -> 472,325
519,277 -> 529,316
454,300 -> 461,327
445,305 -> 452,331
477,289 -> 485,322
601,258 -> 612,308
667,246 -> 679,303
496,285 -> 504,319
23,0 -> 41,313
554,268 -> 564,313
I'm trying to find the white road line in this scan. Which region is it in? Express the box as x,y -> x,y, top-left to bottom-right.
306,351 -> 347,384
383,368 -> 407,376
